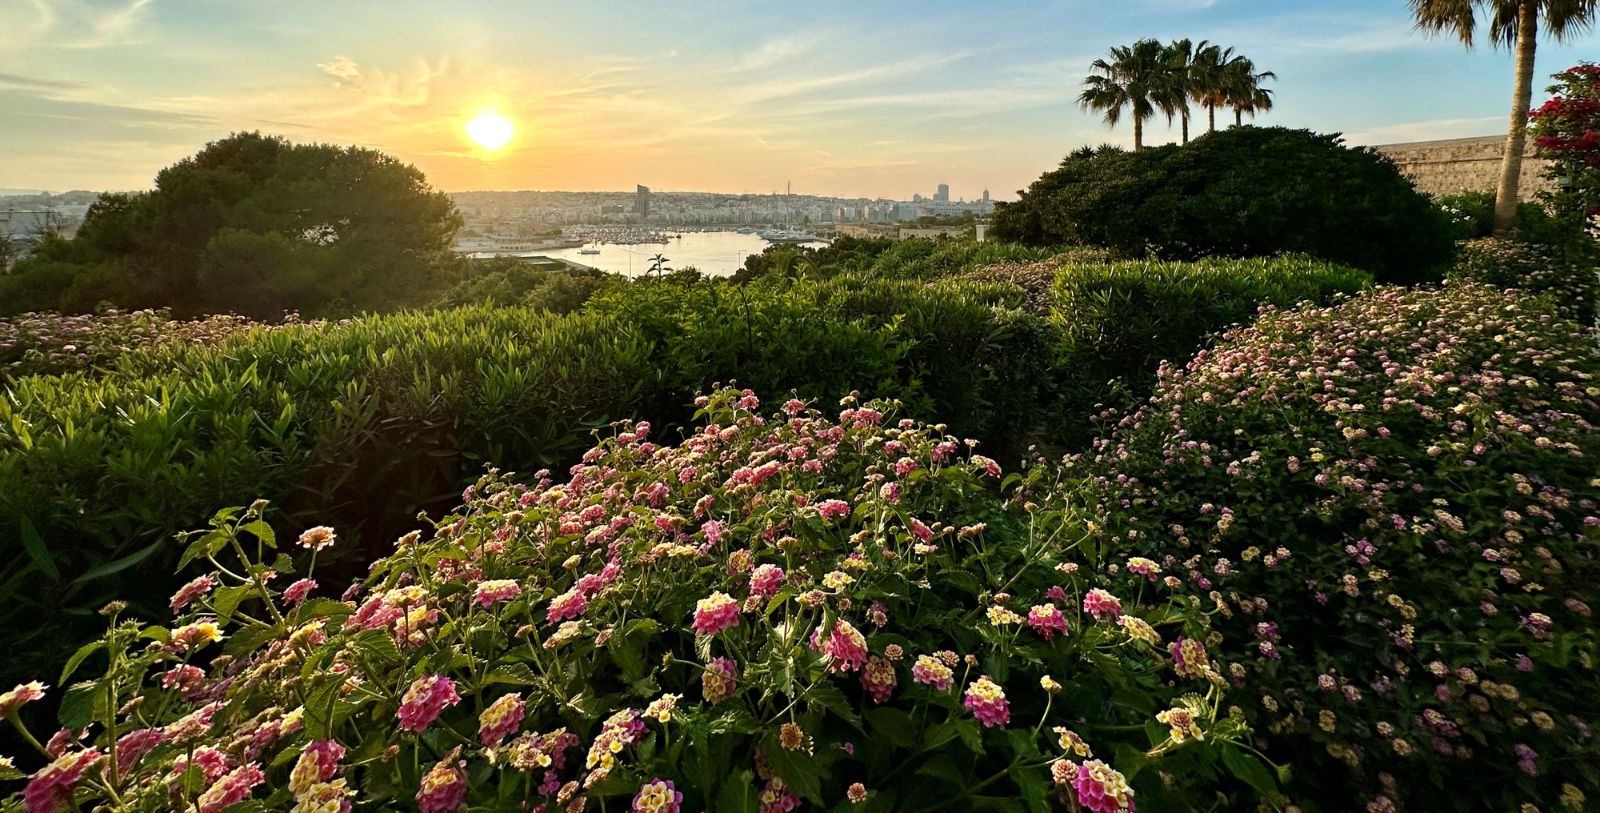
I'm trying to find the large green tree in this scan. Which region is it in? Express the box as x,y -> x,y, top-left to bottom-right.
1410,0 -> 1599,237
3,132 -> 463,317
1080,39 -> 1174,150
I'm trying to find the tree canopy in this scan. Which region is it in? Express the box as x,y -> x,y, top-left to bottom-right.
1,132 -> 463,318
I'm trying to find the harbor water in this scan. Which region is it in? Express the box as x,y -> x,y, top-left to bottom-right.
533,230 -> 826,278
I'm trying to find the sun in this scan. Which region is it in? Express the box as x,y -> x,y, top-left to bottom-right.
465,111 -> 515,151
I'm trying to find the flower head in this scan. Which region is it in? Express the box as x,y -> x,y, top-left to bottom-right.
397,675 -> 461,733
1028,603 -> 1069,641
297,526 -> 337,551
692,592 -> 740,637
0,681 -> 47,718
860,655 -> 897,704
632,778 -> 683,813
963,676 -> 1010,728
1083,589 -> 1123,621
1072,759 -> 1135,813
416,749 -> 467,813
703,657 -> 739,704
911,655 -> 954,691
478,693 -> 526,747
473,579 -> 521,608
809,620 -> 869,673
170,573 -> 218,613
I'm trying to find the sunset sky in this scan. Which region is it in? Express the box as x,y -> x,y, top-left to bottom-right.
2,0 -> 1594,200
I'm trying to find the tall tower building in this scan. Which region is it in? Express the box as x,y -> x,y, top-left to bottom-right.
635,185 -> 651,218
935,184 -> 950,202
982,189 -> 991,204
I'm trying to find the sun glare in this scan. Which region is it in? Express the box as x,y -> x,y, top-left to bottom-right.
465,112 -> 514,151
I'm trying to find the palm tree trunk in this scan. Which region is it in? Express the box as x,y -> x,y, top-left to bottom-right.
1493,0 -> 1539,238
1133,116 -> 1143,151
1234,107 -> 1243,127
1181,110 -> 1190,145
1207,104 -> 1216,133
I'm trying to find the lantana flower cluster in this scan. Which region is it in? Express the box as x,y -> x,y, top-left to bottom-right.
0,387 -> 1252,811
1061,284 -> 1600,811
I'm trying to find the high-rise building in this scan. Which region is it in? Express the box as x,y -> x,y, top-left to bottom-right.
635,185 -> 651,218
935,184 -> 950,202
982,189 -> 990,204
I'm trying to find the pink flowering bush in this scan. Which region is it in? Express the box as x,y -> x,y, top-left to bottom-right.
1059,283 -> 1600,811
0,308 -> 263,379
0,387 -> 1267,811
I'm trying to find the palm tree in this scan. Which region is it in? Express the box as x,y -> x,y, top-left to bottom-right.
1080,39 -> 1172,151
1411,0 -> 1599,236
1223,58 -> 1276,127
1188,44 -> 1245,134
1163,39 -> 1209,144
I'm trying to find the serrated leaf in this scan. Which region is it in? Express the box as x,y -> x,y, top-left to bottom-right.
58,680 -> 99,730
762,738 -> 824,803
212,584 -> 253,625
59,641 -> 105,684
807,680 -> 862,732
302,678 -> 342,740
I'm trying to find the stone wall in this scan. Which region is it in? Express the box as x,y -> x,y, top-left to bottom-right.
1371,135 -> 1553,200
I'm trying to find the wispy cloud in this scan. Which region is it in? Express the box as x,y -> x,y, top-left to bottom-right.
0,72 -> 89,91
0,0 -> 158,48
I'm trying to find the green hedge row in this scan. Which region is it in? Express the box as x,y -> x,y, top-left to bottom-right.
0,255 -> 1369,680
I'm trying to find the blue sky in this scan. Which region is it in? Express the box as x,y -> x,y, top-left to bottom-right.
1,0 -> 1594,199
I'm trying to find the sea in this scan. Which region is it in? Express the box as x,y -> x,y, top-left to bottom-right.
534,230 -> 826,278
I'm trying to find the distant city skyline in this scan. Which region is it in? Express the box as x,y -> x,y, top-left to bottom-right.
3,1 -> 1596,198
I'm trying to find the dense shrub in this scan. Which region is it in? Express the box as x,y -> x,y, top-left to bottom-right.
0,256 -> 1370,686
0,306 -> 654,681
0,309 -> 263,379
0,388 -> 1276,812
1049,256 -> 1371,445
1435,191 -> 1496,240
586,273 -> 1062,462
1449,238 -> 1599,325
953,248 -> 1115,314
434,260 -> 624,312
735,238 -> 1066,285
992,128 -> 1456,284
1056,283 -> 1600,811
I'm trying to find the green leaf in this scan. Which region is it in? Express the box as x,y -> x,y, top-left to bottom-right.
57,680 -> 99,730
73,539 -> 164,584
19,515 -> 59,581
239,520 -> 276,549
807,680 -> 862,732
763,740 -> 824,803
302,678 -> 342,740
212,584 -> 253,625
1010,763 -> 1052,813
59,641 -> 105,684
864,707 -> 917,747
177,529 -> 229,572
480,664 -> 539,688
1221,746 -> 1279,798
